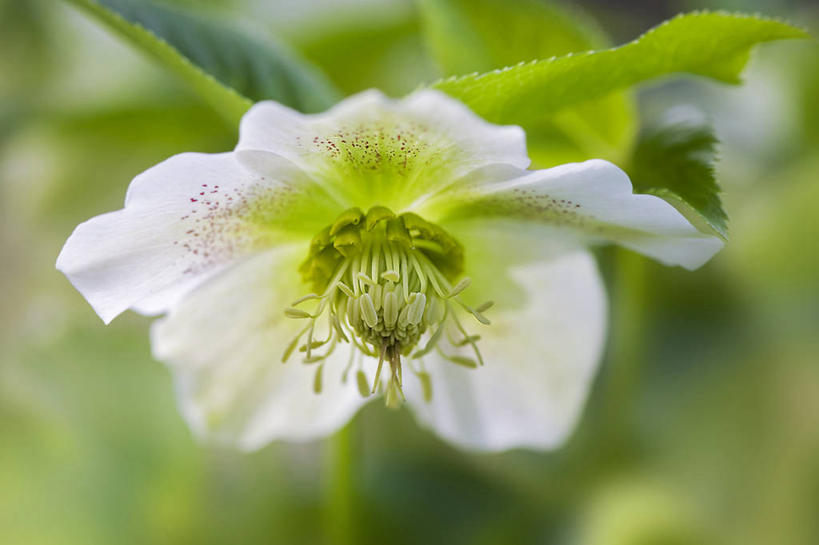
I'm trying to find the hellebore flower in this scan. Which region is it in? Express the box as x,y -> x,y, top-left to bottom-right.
56,90 -> 722,451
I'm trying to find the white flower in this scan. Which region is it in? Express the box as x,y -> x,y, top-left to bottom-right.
56,90 -> 722,451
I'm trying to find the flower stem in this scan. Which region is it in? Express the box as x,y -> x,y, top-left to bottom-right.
603,248 -> 648,438
322,423 -> 356,545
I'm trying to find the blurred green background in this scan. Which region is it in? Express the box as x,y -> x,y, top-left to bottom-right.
1,1 -> 817,544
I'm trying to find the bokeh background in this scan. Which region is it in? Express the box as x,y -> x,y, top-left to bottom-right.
1,1 -> 817,544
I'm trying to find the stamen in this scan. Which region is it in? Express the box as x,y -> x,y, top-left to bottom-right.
359,293 -> 378,328
342,343 -> 356,382
284,307 -> 312,319
459,301 -> 491,325
291,293 -> 320,306
372,346 -> 386,394
450,311 -> 485,366
416,370 -> 433,402
412,315 -> 447,359
285,206 -> 493,407
337,282 -> 354,297
305,322 -> 314,359
357,272 -> 377,287
453,335 -> 481,347
475,301 -> 494,313
313,363 -> 323,393
447,354 -> 478,369
282,324 -> 311,363
356,370 -> 371,397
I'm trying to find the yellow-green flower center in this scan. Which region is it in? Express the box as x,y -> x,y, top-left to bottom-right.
283,206 -> 491,407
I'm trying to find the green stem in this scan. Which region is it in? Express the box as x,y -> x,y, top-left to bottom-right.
322,423 -> 355,545
603,248 -> 648,438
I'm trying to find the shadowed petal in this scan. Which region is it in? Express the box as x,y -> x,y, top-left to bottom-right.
405,250 -> 606,451
152,244 -> 369,449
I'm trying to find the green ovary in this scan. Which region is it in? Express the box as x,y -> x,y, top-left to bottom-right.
284,206 -> 491,407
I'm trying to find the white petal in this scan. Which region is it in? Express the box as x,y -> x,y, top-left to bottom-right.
430,159 -> 723,270
405,250 -> 607,451
56,152 -> 336,323
235,89 -> 529,211
152,244 -> 369,450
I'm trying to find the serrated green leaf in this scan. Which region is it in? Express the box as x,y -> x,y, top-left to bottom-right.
630,115 -> 727,239
64,0 -> 341,125
419,0 -> 635,164
431,12 -> 807,128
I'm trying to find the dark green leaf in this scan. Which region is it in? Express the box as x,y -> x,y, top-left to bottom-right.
630,114 -> 727,238
64,0 -> 342,125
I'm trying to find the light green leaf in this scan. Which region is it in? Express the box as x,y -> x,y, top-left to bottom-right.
64,0 -> 342,125
630,114 -> 727,239
431,12 -> 808,128
419,0 -> 635,164
293,15 -> 436,96
420,0 -> 609,76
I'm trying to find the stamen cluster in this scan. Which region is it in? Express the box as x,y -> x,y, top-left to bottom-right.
283,206 -> 491,406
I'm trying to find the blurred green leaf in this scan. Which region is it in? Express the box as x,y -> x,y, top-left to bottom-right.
64,0 -> 342,125
39,101 -> 234,225
419,0 -> 609,75
630,116 -> 726,238
294,17 -> 435,96
431,12 -> 808,128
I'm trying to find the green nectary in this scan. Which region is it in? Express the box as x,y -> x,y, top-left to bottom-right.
299,206 -> 465,294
